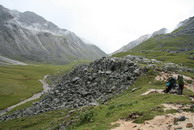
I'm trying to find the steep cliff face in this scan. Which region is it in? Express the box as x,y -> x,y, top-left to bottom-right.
0,5 -> 107,64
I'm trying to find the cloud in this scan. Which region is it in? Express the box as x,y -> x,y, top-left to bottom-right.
1,0 -> 194,53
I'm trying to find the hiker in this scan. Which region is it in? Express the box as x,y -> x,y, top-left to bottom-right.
177,75 -> 184,95
164,77 -> 176,93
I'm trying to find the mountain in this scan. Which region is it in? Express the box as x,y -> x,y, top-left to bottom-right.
0,5 -> 107,64
112,34 -> 152,55
112,28 -> 167,54
113,16 -> 194,68
0,55 -> 27,65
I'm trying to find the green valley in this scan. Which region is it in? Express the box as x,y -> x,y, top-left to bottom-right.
0,4 -> 194,130
0,62 -> 85,110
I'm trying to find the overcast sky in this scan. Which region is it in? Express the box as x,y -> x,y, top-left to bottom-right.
1,0 -> 194,53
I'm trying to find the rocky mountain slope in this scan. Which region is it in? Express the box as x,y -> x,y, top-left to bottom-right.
112,28 -> 167,54
0,5 -> 107,64
174,16 -> 194,35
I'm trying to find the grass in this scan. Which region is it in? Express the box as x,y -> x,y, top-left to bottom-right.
112,34 -> 194,68
113,50 -> 194,69
0,61 -> 88,110
1,70 -> 193,130
1,23 -> 194,129
5,99 -> 40,115
0,109 -> 70,130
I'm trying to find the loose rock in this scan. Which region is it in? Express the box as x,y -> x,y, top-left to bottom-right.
177,116 -> 186,121
186,123 -> 193,128
0,57 -> 142,121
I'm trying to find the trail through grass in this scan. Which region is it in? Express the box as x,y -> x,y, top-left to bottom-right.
0,62 -> 85,110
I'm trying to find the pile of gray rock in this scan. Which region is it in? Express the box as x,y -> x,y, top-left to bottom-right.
163,62 -> 194,73
124,55 -> 161,64
0,57 -> 142,121
125,55 -> 194,73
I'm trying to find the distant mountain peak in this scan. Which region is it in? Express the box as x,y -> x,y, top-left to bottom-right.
13,10 -> 61,33
80,37 -> 94,45
112,28 -> 167,55
173,16 -> 194,34
152,28 -> 167,36
19,11 -> 48,24
0,4 -> 106,64
0,5 -> 14,22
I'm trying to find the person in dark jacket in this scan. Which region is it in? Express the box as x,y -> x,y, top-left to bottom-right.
177,75 -> 184,95
164,77 -> 176,93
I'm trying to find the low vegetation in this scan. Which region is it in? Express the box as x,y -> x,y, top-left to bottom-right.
0,61 -> 88,110
113,35 -> 194,68
0,70 -> 193,130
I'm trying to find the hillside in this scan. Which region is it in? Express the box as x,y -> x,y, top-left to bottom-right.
0,5 -> 107,64
0,55 -> 26,65
113,16 -> 194,68
112,28 -> 167,55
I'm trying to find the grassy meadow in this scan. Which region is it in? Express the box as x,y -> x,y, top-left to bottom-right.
0,61 -> 86,110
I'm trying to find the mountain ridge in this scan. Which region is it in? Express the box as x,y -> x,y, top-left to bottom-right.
0,5 -> 107,64
113,16 -> 194,68
112,28 -> 167,55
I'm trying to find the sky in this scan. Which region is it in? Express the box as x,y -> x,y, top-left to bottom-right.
1,0 -> 194,54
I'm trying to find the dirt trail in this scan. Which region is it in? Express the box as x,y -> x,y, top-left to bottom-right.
111,103 -> 194,130
141,89 -> 164,96
111,112 -> 194,130
162,103 -> 192,111
0,75 -> 50,116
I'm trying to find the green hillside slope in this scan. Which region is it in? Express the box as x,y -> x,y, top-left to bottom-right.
113,17 -> 194,68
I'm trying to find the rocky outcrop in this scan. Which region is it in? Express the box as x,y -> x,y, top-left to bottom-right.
124,55 -> 162,64
124,55 -> 194,73
0,57 -> 142,121
173,16 -> 194,35
163,63 -> 194,73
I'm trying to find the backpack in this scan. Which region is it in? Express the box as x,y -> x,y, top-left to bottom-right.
166,82 -> 171,87
166,77 -> 176,87
178,75 -> 184,85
